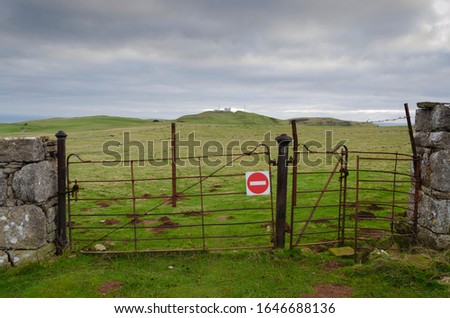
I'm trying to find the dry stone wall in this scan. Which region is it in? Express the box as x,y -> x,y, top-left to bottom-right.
0,137 -> 58,267
414,102 -> 450,249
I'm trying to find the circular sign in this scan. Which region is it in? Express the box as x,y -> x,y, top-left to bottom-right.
246,171 -> 270,195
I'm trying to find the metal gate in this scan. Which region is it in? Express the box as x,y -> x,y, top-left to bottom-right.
66,144 -> 275,253
289,139 -> 349,249
288,120 -> 418,257
353,152 -> 417,256
60,119 -> 419,257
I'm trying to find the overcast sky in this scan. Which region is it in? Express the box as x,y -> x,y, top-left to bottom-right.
1,0 -> 449,123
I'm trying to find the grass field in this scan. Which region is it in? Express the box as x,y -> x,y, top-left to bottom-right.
0,249 -> 449,297
0,112 -> 449,297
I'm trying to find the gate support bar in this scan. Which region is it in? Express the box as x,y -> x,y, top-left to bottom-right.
274,134 -> 292,249
56,130 -> 68,255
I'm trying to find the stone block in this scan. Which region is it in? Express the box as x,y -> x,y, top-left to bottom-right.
429,132 -> 450,149
46,206 -> 57,223
417,193 -> 450,234
417,102 -> 444,109
413,132 -> 430,147
415,108 -> 432,132
431,105 -> 450,132
430,189 -> 450,200
416,147 -> 430,156
0,169 -> 6,205
417,229 -> 450,250
0,205 -> 47,249
420,152 -> 431,188
8,250 -> 35,267
8,244 -> 55,267
12,160 -> 57,203
0,137 -> 46,163
430,150 -> 450,192
5,199 -> 17,207
0,251 -> 10,267
46,221 -> 57,233
47,230 -> 56,243
329,246 -> 355,256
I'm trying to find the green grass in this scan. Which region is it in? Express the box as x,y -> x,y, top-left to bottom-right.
0,115 -> 156,134
0,249 -> 448,297
2,114 -> 447,298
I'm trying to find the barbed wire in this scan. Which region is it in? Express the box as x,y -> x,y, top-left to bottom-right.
368,116 -> 407,123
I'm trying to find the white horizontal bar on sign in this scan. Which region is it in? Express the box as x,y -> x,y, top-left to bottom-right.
249,181 -> 267,186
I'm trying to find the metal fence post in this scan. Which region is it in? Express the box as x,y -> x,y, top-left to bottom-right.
171,123 -> 177,207
275,133 -> 292,249
404,103 -> 421,241
55,130 -> 68,255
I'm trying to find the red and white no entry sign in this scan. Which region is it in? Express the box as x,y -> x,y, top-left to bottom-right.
246,171 -> 271,195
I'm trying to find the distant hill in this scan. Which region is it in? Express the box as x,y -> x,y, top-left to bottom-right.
0,112 -> 375,136
176,111 -> 285,125
0,115 -> 155,134
291,117 -> 373,127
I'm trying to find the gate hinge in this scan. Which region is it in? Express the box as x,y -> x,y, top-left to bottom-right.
339,168 -> 349,180
67,180 -> 81,201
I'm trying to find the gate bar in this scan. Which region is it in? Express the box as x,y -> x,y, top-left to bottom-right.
290,120 -> 299,248
55,130 -> 68,255
275,134 -> 292,249
338,146 -> 349,244
171,122 -> 177,207
404,103 -> 420,240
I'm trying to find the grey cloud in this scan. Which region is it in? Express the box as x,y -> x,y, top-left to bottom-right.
0,0 -> 448,122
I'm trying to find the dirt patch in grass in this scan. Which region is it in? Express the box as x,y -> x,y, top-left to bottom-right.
135,219 -> 158,226
97,201 -> 112,208
367,204 -> 383,211
208,184 -> 223,193
100,219 -> 121,225
349,211 -> 376,220
97,280 -> 123,296
301,284 -> 353,298
183,211 -> 208,216
321,260 -> 346,272
147,217 -> 180,233
161,192 -> 188,205
216,215 -> 235,221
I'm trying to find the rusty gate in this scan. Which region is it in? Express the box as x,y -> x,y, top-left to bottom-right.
66,141 -> 275,253
288,120 -> 419,258
58,115 -> 419,257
